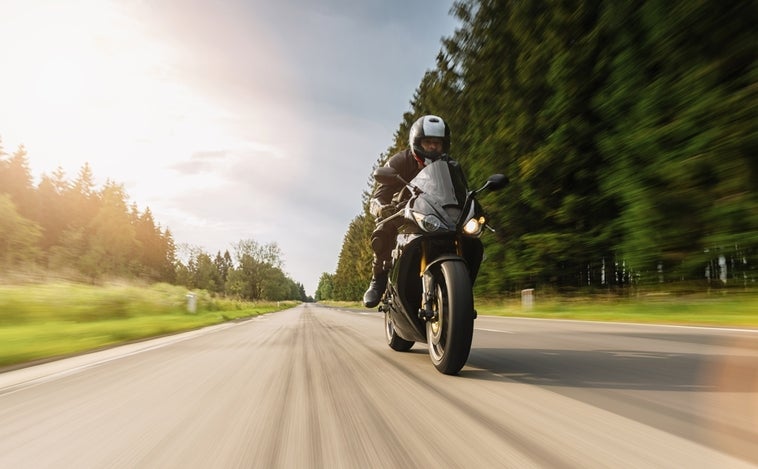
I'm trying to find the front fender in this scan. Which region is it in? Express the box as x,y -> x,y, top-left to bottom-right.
423,255 -> 468,275
420,255 -> 473,322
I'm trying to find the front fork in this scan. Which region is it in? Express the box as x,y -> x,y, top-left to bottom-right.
416,239 -> 478,322
418,270 -> 437,321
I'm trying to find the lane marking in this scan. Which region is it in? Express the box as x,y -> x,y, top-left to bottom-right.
476,328 -> 514,334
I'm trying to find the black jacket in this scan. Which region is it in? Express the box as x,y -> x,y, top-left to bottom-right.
372,149 -> 466,206
373,149 -> 422,205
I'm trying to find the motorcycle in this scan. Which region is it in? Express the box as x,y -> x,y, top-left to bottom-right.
373,158 -> 507,374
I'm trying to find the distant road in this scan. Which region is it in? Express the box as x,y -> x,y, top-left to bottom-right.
1,304 -> 756,468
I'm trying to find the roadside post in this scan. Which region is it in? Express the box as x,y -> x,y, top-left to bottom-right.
521,288 -> 534,310
186,292 -> 197,314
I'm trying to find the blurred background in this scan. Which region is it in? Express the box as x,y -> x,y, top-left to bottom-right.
322,0 -> 757,300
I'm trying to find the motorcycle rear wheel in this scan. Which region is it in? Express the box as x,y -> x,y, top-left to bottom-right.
426,261 -> 474,375
385,311 -> 414,351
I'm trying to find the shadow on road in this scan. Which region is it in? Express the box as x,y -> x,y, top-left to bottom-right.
463,347 -> 757,393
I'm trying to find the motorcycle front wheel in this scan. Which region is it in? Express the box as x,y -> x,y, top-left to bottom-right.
385,311 -> 414,351
426,261 -> 474,375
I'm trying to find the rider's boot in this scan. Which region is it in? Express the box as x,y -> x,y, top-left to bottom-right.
363,271 -> 388,308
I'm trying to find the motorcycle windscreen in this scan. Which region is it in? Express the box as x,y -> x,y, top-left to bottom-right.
410,160 -> 465,207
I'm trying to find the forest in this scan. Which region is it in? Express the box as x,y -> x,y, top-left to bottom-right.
0,151 -> 307,301
317,0 -> 756,301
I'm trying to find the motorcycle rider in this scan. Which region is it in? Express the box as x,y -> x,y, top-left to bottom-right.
363,114 -> 455,308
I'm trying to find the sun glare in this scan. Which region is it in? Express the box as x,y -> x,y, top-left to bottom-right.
2,0 -> 304,254
4,2 -> 155,122
1,1 -> 236,180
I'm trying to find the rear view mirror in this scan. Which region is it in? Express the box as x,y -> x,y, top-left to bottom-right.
474,174 -> 508,194
485,174 -> 508,191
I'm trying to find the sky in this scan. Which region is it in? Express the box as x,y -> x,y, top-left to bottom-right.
0,0 -> 459,295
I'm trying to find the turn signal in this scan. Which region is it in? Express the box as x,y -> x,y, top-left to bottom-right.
463,216 -> 485,235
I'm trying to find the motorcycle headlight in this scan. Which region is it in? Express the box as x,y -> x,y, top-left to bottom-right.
413,213 -> 443,232
463,216 -> 486,235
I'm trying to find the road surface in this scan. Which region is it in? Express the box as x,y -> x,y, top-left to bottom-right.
1,303 -> 756,468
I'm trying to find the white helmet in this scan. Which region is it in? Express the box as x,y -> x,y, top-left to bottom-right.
409,115 -> 451,163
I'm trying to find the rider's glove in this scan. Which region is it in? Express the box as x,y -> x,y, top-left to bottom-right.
370,198 -> 396,219
369,198 -> 382,218
379,203 -> 397,219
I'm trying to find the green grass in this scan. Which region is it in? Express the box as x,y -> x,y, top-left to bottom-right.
321,293 -> 758,328
0,282 -> 297,368
476,293 -> 758,328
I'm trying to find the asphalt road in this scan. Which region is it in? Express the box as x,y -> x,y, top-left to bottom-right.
1,303 -> 756,468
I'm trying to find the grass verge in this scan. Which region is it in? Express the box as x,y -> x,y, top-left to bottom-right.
0,282 -> 297,369
478,293 -> 758,328
320,293 -> 758,328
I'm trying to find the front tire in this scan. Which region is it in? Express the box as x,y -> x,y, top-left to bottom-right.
426,261 -> 474,375
385,311 -> 414,351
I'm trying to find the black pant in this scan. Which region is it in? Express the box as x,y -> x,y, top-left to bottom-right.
370,218 -> 401,277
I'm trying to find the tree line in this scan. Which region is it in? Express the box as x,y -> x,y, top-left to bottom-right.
0,144 -> 308,301
316,0 -> 756,300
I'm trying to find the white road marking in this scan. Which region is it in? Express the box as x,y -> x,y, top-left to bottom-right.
476,328 -> 514,334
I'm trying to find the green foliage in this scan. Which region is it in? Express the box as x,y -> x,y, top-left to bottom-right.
330,0 -> 757,298
0,282 -> 185,324
0,194 -> 42,266
0,154 -> 178,282
88,182 -> 139,277
0,146 -> 307,300
331,214 -> 374,300
592,1 -> 758,284
315,272 -> 335,301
